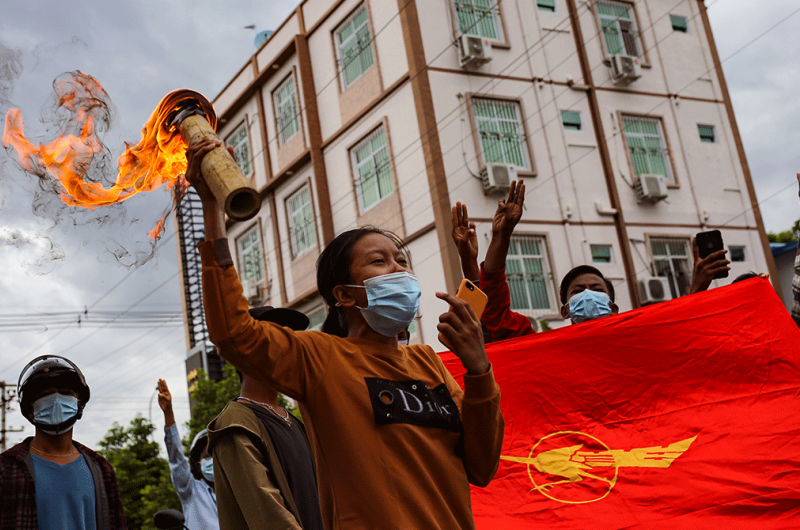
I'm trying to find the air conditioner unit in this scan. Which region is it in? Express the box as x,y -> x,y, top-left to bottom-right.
480,163 -> 516,194
637,277 -> 672,305
610,54 -> 642,85
459,34 -> 493,68
634,174 -> 668,204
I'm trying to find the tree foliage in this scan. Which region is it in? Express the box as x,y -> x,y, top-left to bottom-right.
768,218 -> 800,243
182,362 -> 298,452
98,415 -> 179,530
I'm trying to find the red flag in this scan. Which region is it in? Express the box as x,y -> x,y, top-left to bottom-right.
440,279 -> 800,529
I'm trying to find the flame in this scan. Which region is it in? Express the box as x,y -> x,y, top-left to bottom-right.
2,71 -> 216,239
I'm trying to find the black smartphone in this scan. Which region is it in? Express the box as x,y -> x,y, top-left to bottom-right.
696,229 -> 728,279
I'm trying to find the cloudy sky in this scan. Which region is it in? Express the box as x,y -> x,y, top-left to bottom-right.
1,0 -> 798,450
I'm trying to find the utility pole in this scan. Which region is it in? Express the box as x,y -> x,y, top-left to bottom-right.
0,382 -> 24,452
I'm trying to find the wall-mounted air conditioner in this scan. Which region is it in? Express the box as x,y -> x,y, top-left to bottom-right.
610,54 -> 642,85
634,174 -> 668,204
637,276 -> 672,305
480,163 -> 516,194
459,34 -> 493,68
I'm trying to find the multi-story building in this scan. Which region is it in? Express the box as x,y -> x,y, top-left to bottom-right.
205,0 -> 777,343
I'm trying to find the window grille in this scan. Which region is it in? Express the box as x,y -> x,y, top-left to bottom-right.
650,237 -> 691,298
336,5 -> 375,89
287,185 -> 316,258
597,1 -> 640,57
351,126 -> 394,211
454,0 -> 502,40
274,76 -> 300,145
226,122 -> 252,176
473,98 -> 529,169
505,235 -> 557,316
237,227 -> 265,283
622,115 -> 673,182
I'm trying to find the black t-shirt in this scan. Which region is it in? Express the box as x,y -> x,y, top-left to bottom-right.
241,402 -> 324,530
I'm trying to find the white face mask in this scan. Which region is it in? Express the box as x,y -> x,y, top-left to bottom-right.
346,272 -> 421,337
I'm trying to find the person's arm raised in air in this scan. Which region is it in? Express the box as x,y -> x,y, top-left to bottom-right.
451,202 -> 480,282
436,292 -> 504,486
480,181 -> 534,340
184,138 -> 328,401
688,237 -> 730,294
158,379 -> 192,499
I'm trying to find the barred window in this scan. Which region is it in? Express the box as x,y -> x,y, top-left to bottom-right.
287,184 -> 316,258
473,98 -> 529,169
454,0 -> 503,40
226,122 -> 252,176
650,237 -> 691,298
336,5 -> 375,89
237,226 -> 265,283
597,0 -> 641,57
622,115 -> 673,182
351,126 -> 394,211
506,235 -> 557,316
274,76 -> 300,145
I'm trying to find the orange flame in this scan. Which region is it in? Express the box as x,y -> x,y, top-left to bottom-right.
2,71 -> 216,239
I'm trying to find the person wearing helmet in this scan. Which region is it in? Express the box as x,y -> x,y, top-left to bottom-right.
0,355 -> 127,530
157,378 -> 219,529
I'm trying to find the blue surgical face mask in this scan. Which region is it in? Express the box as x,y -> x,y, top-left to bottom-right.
346,272 -> 421,337
200,457 -> 215,483
33,393 -> 79,428
568,290 -> 612,324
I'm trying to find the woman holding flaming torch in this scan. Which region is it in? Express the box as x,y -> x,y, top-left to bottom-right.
187,137 -> 503,530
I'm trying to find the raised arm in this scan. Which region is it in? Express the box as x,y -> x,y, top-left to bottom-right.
480,181 -> 534,339
451,202 -> 480,282
159,378 -> 193,498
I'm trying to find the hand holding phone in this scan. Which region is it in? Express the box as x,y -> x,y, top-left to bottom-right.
695,230 -> 729,280
454,279 -> 488,319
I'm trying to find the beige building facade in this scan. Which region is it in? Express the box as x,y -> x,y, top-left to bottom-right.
210,0 -> 777,342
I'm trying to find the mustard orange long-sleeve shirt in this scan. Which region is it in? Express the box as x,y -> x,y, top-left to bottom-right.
200,240 -> 504,530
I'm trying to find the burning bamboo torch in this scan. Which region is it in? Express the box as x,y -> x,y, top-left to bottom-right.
164,90 -> 261,222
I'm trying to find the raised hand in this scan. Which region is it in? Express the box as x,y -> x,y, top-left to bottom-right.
688,237 -> 730,294
436,292 -> 489,375
491,180 -> 525,239
157,378 -> 176,427
451,202 -> 480,281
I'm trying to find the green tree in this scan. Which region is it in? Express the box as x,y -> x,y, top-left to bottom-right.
183,362 -> 298,451
98,415 -> 179,530
768,218 -> 800,243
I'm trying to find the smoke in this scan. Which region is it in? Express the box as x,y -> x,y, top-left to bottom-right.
1,68 -> 171,270
0,41 -> 22,110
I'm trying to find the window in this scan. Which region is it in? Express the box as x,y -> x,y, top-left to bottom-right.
237,226 -> 266,284
597,1 -> 641,58
454,0 -> 503,40
473,98 -> 529,169
505,235 -> 557,315
351,126 -> 394,211
698,124 -> 716,143
729,246 -> 746,262
537,0 -> 556,13
622,115 -> 673,182
591,244 -> 613,263
274,76 -> 300,145
336,5 -> 375,89
226,122 -> 252,176
307,306 -> 326,331
670,14 -> 688,33
650,237 -> 691,298
287,184 -> 317,258
561,110 -> 582,131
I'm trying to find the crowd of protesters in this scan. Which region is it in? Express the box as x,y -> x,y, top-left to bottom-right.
1,143 -> 798,529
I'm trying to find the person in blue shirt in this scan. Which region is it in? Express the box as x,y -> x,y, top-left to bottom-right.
158,378 -> 219,530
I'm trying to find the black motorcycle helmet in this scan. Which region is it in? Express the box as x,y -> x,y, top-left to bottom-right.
18,355 -> 90,434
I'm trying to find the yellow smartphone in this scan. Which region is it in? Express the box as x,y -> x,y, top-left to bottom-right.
455,278 -> 488,319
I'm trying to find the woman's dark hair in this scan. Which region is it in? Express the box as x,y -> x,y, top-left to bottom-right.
316,227 -> 408,337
